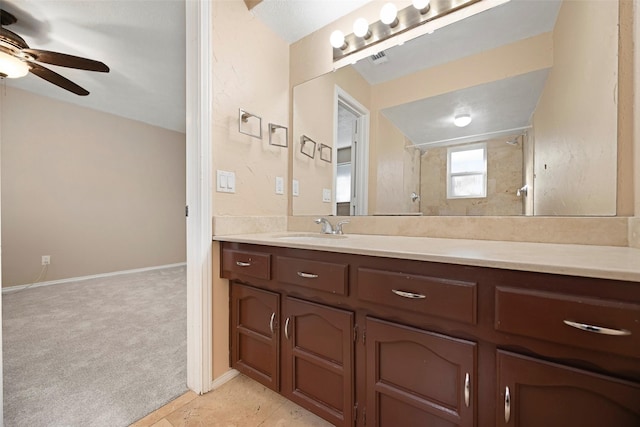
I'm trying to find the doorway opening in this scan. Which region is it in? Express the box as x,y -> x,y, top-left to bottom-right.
334,87 -> 369,216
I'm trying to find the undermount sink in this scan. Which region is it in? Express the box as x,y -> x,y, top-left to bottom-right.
273,233 -> 348,241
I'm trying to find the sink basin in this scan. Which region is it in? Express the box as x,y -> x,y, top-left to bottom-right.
273,233 -> 348,241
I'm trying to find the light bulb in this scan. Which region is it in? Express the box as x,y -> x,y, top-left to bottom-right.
412,0 -> 431,12
380,3 -> 398,26
454,114 -> 472,127
330,30 -> 346,49
0,51 -> 29,78
353,18 -> 370,38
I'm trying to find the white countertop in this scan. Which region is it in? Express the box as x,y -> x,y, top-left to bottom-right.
214,232 -> 640,282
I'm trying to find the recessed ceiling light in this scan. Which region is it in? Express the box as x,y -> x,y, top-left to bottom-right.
454,114 -> 472,127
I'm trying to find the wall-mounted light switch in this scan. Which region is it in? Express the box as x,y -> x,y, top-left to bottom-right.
292,179 -> 299,197
275,176 -> 284,195
216,170 -> 236,193
322,188 -> 331,203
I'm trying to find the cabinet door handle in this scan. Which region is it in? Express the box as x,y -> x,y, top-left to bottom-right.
392,289 -> 426,299
464,372 -> 470,407
236,261 -> 251,267
563,320 -> 631,336
504,386 -> 511,423
297,271 -> 318,279
269,312 -> 276,335
284,317 -> 290,340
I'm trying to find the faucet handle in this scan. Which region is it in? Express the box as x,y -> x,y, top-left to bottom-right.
334,220 -> 349,235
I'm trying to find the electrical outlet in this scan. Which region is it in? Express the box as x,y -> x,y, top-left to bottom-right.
275,176 -> 284,195
42,255 -> 50,265
292,179 -> 299,197
322,188 -> 331,202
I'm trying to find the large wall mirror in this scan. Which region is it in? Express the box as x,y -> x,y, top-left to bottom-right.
292,0 -> 619,217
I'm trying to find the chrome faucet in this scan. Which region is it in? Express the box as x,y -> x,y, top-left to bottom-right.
315,218 -> 349,235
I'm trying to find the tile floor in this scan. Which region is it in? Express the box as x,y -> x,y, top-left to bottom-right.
130,374 -> 334,427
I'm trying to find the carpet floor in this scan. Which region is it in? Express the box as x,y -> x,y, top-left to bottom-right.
2,265 -> 187,427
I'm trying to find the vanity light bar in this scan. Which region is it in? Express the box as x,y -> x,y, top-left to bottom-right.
332,0 -> 481,62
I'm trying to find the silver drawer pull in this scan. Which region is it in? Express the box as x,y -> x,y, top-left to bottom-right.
297,271 -> 318,279
284,317 -> 290,340
504,386 -> 511,423
563,320 -> 631,336
464,372 -> 470,407
236,261 -> 251,267
392,289 -> 426,299
269,312 -> 276,335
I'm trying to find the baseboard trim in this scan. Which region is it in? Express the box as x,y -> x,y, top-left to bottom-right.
2,262 -> 187,294
209,369 -> 240,392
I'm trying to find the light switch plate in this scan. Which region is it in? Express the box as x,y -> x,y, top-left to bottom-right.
275,176 -> 284,195
216,170 -> 236,193
292,179 -> 299,197
322,188 -> 331,202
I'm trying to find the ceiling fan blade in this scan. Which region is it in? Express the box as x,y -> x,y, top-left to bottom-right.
1,9 -> 18,26
29,62 -> 89,96
23,49 -> 109,72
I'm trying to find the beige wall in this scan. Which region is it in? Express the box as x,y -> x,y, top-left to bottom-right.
420,137 -> 523,216
374,114 -> 418,214
292,66 -> 372,215
636,0 -> 640,218
631,0 -> 639,248
211,0 -> 290,217
532,0 -> 618,216
1,87 -> 186,287
523,130 -> 535,215
210,0 -> 291,379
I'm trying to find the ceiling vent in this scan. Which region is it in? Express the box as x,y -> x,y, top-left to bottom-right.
369,51 -> 388,65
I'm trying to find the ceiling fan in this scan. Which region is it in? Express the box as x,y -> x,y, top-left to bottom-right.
0,8 -> 109,96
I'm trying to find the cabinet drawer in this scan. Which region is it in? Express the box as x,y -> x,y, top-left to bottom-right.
358,268 -> 477,324
276,256 -> 348,295
495,287 -> 640,358
222,248 -> 271,280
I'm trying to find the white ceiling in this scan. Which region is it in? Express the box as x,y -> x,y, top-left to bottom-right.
381,68 -> 550,148
1,0 -> 186,133
250,0 -> 373,44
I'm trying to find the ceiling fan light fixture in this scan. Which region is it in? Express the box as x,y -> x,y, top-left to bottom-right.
0,50 -> 29,78
454,114 -> 472,127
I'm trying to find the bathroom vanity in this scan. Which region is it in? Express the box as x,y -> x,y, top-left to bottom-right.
217,234 -> 640,426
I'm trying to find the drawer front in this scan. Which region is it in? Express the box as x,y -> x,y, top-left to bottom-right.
222,248 -> 271,280
495,287 -> 640,358
276,256 -> 349,295
358,268 -> 477,324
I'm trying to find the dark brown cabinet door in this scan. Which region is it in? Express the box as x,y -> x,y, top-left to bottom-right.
365,317 -> 476,427
281,296 -> 354,427
496,350 -> 640,427
230,282 -> 280,391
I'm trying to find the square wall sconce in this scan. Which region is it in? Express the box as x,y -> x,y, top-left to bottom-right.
239,108 -> 262,139
269,123 -> 288,147
300,135 -> 316,159
318,143 -> 332,163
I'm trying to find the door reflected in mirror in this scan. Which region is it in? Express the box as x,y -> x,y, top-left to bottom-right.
292,0 -> 620,217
